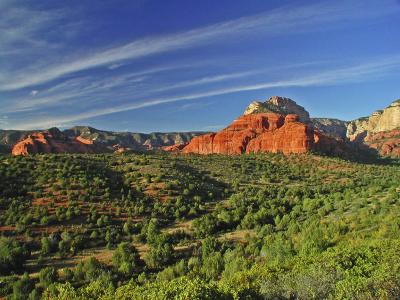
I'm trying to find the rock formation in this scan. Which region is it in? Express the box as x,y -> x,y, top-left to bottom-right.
345,99 -> 400,156
244,96 -> 310,122
311,118 -> 349,139
5,126 -> 206,155
63,126 -> 205,151
347,100 -> 400,141
245,115 -> 314,155
173,97 -> 350,156
347,113 -> 381,142
12,128 -> 99,156
243,96 -> 349,139
364,129 -> 400,157
175,113 -> 345,156
7,96 -> 400,158
182,113 -> 284,155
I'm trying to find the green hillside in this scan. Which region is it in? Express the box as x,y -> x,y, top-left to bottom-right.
0,152 -> 399,299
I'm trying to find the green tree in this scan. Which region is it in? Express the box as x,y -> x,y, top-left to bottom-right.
0,237 -> 28,275
39,267 -> 58,288
112,242 -> 141,276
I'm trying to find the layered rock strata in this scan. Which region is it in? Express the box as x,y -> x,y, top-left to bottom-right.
176,113 -> 343,156
11,128 -> 99,156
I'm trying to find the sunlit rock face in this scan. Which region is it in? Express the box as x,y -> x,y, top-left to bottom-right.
364,129 -> 400,158
347,100 -> 400,141
345,100 -> 400,157
243,96 -> 310,123
174,113 -> 344,156
11,128 -> 100,156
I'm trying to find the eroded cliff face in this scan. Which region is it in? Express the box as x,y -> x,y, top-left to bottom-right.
347,100 -> 400,140
345,100 -> 400,156
311,118 -> 349,139
374,101 -> 400,132
176,113 -> 344,156
245,115 -> 314,155
182,113 -> 284,155
11,128 -> 101,156
8,97 -> 400,158
364,129 -> 400,158
243,96 -> 350,139
7,126 -> 207,155
244,96 -> 310,122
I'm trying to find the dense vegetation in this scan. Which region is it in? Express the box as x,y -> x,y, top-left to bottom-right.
0,151 -> 399,299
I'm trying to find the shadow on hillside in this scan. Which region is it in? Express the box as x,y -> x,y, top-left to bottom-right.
317,141 -> 398,166
172,160 -> 229,201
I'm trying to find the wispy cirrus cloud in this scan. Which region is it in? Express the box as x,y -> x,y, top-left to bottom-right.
9,54 -> 400,130
2,60 -> 329,114
3,62 -> 204,113
0,1 -> 77,58
0,0 -> 399,91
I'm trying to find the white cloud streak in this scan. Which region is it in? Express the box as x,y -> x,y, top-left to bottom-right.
1,0 -> 398,91
9,54 -> 400,130
3,62 -> 203,113
3,61 -> 328,114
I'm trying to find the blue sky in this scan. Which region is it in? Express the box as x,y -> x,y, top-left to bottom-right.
1,0 -> 400,132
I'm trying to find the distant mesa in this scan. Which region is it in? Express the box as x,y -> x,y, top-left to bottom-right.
11,128 -> 99,156
4,96 -> 400,158
346,99 -> 400,157
176,112 -> 345,156
7,126 -> 205,156
162,143 -> 189,152
166,96 -> 400,158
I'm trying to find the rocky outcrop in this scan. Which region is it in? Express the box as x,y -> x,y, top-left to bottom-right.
3,126 -> 207,155
182,113 -> 285,155
0,129 -> 36,153
364,129 -> 400,157
12,128 -> 100,156
243,96 -> 400,157
345,99 -> 400,157
64,126 -> 205,151
347,100 -> 400,141
246,115 -> 314,154
243,96 -> 349,139
311,118 -> 349,139
162,143 -> 188,152
244,96 -> 310,122
346,117 -> 371,142
347,112 -> 383,142
176,113 -> 345,156
374,100 -> 400,132
6,96 -> 400,158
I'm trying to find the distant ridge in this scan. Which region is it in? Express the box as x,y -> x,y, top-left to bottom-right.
0,127 -> 207,155
166,96 -> 400,158
3,96 -> 400,158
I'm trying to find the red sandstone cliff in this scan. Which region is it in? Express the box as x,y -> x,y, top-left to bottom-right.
172,113 -> 344,156
245,115 -> 314,155
364,129 -> 400,157
182,113 -> 283,155
11,128 -> 101,156
162,143 -> 189,152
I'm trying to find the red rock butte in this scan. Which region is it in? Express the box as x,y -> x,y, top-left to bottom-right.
172,113 -> 344,156
12,128 -> 98,156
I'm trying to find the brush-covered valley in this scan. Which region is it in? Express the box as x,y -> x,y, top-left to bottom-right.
0,152 -> 399,299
